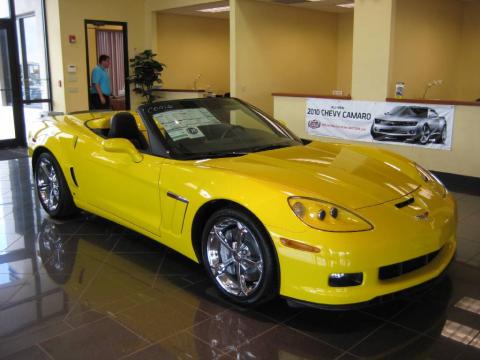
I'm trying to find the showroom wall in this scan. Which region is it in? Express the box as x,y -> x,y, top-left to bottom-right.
336,12 -> 353,96
232,0 -> 352,114
156,13 -> 230,96
389,0 -> 480,102
389,0 -> 462,100
45,0 -> 148,112
274,0 -> 480,178
455,1 -> 480,101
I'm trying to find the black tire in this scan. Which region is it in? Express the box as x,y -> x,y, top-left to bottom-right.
435,126 -> 447,144
201,207 -> 278,306
34,152 -> 78,218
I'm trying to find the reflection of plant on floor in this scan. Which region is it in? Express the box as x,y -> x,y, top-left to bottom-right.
128,50 -> 165,104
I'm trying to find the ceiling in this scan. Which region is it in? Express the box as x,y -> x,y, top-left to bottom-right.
160,1 -> 230,19
265,0 -> 355,13
159,0 -> 354,19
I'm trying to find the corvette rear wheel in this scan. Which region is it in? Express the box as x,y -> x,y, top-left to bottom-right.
202,208 -> 277,306
35,152 -> 78,218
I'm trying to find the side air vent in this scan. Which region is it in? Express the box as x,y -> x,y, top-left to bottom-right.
70,167 -> 79,187
395,197 -> 414,209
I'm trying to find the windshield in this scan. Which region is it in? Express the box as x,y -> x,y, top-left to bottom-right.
139,98 -> 302,159
389,106 -> 428,118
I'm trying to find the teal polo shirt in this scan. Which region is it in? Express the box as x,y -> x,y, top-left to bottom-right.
90,65 -> 111,96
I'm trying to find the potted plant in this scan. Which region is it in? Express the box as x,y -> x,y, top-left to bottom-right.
128,50 -> 165,104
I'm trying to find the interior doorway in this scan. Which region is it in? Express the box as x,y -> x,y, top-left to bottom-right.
84,19 -> 130,111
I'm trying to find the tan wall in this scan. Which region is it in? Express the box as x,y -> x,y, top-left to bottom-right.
274,96 -> 480,178
233,0 -> 339,114
455,1 -> 480,101
389,0 -> 464,100
336,12 -> 353,96
46,0 -> 148,113
156,13 -> 229,95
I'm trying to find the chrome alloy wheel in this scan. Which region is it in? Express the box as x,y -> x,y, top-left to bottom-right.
206,218 -> 264,297
36,158 -> 60,212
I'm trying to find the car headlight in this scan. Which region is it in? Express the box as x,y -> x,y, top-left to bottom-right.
288,197 -> 373,232
415,164 -> 447,197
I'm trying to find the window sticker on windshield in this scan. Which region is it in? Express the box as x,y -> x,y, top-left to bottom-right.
153,108 -> 220,141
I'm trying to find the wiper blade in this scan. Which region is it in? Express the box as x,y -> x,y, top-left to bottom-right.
182,151 -> 248,160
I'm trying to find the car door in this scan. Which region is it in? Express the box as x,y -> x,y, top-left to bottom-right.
72,135 -> 164,236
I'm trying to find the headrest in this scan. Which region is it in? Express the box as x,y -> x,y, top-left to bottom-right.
108,112 -> 139,139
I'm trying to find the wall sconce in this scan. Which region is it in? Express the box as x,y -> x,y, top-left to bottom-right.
423,79 -> 443,99
193,74 -> 201,90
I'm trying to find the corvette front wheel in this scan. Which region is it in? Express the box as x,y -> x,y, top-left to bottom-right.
35,152 -> 78,218
201,208 -> 278,306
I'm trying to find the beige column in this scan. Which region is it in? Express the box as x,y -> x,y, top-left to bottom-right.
351,0 -> 396,100
44,0 -> 66,112
144,7 -> 157,53
229,0 -> 238,97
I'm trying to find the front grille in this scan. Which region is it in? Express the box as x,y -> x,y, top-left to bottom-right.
375,119 -> 418,126
379,248 -> 441,280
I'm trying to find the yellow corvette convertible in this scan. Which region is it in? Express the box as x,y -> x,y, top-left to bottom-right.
28,97 -> 456,308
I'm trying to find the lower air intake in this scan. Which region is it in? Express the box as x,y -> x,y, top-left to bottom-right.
379,248 -> 441,280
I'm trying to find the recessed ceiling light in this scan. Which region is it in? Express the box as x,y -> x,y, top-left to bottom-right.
337,3 -> 354,8
198,6 -> 230,13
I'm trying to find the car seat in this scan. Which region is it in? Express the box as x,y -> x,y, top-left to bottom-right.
108,112 -> 148,150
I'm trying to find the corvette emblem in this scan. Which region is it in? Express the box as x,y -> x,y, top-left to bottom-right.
415,211 -> 429,221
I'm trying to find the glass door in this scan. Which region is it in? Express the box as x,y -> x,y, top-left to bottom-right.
0,20 -> 24,146
15,0 -> 51,139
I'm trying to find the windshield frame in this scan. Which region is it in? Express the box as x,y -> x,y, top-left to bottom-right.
389,106 -> 428,118
137,97 -> 302,160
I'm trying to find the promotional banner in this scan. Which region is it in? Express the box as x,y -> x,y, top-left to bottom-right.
306,99 -> 454,150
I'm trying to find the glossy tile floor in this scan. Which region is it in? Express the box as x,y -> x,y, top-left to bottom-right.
1,151 -> 480,360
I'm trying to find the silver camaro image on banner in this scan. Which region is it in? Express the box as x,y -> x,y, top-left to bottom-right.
371,106 -> 447,145
305,98 -> 454,150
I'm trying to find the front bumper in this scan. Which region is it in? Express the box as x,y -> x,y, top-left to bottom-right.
284,243 -> 455,310
372,124 -> 420,138
269,191 -> 457,306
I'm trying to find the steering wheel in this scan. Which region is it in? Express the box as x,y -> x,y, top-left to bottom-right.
220,125 -> 247,139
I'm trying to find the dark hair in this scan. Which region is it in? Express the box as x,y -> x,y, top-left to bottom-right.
99,54 -> 110,63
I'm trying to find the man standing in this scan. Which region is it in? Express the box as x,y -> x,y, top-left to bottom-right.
90,55 -> 111,110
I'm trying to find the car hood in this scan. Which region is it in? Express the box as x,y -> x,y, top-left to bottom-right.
201,142 -> 420,210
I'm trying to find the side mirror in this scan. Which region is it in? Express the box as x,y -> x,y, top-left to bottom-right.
102,138 -> 143,163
